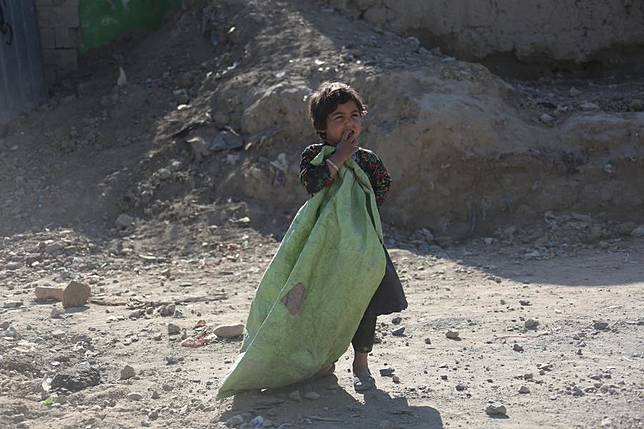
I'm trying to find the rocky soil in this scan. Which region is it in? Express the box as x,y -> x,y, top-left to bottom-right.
1,1 -> 643,428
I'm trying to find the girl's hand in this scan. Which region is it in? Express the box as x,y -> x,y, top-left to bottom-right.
334,129 -> 359,162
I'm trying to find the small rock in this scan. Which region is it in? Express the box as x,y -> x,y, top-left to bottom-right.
158,303 -> 176,317
519,385 -> 530,394
35,286 -> 64,301
513,343 -> 524,352
630,225 -> 644,237
115,213 -> 135,228
120,365 -> 136,380
391,316 -> 402,325
524,318 -> 539,330
151,390 -> 160,399
569,87 -> 581,96
62,281 -> 91,308
304,391 -> 320,400
288,390 -> 301,402
593,321 -> 609,330
210,129 -> 243,152
167,323 -> 181,336
379,368 -> 395,377
539,113 -> 555,125
445,330 -> 460,340
157,168 -> 172,180
214,324 -> 244,338
424,338 -> 432,345
3,300 -> 23,309
519,299 -> 531,306
129,309 -> 145,319
165,356 -> 179,365
580,101 -> 600,111
51,362 -> 101,393
225,414 -> 245,427
485,403 -> 507,416
391,326 -> 406,337
127,392 -> 143,401
455,383 -> 467,391
392,375 -> 401,384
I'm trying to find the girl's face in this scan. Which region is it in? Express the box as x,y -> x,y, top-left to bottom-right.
323,100 -> 362,145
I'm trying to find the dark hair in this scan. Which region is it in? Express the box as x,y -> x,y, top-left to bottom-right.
308,81 -> 367,138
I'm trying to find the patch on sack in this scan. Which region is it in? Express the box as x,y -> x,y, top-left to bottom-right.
282,283 -> 306,316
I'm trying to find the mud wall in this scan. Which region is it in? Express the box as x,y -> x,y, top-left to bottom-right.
325,0 -> 644,76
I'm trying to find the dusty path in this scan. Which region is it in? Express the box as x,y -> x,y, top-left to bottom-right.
1,220 -> 642,429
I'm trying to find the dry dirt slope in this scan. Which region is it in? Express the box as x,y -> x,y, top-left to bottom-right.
0,1 -> 643,428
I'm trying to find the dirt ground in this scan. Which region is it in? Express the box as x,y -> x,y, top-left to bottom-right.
1,1 -> 643,428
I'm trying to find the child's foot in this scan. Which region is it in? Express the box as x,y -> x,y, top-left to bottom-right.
353,368 -> 375,392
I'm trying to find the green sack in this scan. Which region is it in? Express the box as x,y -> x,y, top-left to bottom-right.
216,146 -> 386,399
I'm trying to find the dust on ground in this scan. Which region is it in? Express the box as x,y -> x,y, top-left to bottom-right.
1,1 -> 643,428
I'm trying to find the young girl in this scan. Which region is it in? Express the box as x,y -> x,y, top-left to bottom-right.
300,81 -> 408,392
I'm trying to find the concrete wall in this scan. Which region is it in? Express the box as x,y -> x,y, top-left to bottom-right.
326,0 -> 644,76
36,0 -> 80,85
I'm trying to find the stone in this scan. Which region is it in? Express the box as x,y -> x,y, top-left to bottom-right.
539,113 -> 555,125
115,213 -> 135,228
151,390 -> 160,399
288,390 -> 301,402
35,286 -> 64,301
167,323 -> 181,336
210,129 -> 243,152
120,365 -> 136,380
158,303 -> 176,317
513,343 -> 524,352
129,309 -> 145,319
50,362 -> 101,393
455,383 -> 467,391
157,168 -> 172,180
127,392 -> 143,401
630,225 -> 644,237
62,281 -> 91,308
580,102 -> 600,111
3,300 -> 23,309
379,368 -> 395,377
519,385 -> 530,394
214,324 -> 244,338
424,338 -> 432,344
391,316 -> 402,325
593,321 -> 609,330
392,375 -> 401,384
485,403 -> 507,416
391,326 -> 406,336
446,330 -> 460,340
304,391 -> 320,400
225,414 -> 245,427
524,318 -> 539,330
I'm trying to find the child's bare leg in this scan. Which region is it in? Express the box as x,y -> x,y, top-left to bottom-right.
351,312 -> 377,391
353,351 -> 369,374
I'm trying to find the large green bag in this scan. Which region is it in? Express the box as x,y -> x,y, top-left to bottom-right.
216,146 -> 387,398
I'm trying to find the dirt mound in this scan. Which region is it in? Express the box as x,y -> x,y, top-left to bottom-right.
0,0 -> 642,240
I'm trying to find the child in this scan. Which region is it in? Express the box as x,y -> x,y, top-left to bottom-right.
300,81 -> 408,392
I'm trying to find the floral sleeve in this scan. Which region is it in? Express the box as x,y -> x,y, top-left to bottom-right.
356,149 -> 392,207
299,144 -> 334,195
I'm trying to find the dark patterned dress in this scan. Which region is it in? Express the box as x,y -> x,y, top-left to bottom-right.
299,143 -> 408,318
